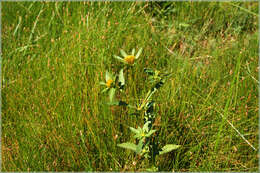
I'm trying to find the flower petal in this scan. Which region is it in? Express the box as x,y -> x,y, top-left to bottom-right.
99,81 -> 107,86
135,47 -> 143,59
118,68 -> 125,88
120,49 -> 128,58
113,55 -> 128,64
131,48 -> 135,55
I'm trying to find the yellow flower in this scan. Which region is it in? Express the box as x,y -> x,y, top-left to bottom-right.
124,55 -> 135,64
106,79 -> 113,88
100,71 -> 115,93
113,48 -> 143,65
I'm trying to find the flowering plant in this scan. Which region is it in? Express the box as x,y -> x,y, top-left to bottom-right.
101,47 -> 180,171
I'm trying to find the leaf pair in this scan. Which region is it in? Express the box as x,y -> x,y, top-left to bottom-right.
129,122 -> 156,140
118,139 -> 181,156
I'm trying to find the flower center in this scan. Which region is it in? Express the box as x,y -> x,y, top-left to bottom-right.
124,55 -> 135,64
106,79 -> 113,88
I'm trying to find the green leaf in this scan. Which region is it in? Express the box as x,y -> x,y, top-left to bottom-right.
99,81 -> 106,86
118,68 -> 125,88
133,126 -> 143,139
179,23 -> 190,28
143,121 -> 150,132
153,80 -> 164,90
146,166 -> 158,172
109,88 -> 116,102
117,142 -> 137,152
145,101 -> 154,111
135,47 -> 143,59
129,127 -> 140,134
107,101 -> 119,106
131,48 -> 135,55
133,134 -> 140,139
136,140 -> 143,154
113,55 -> 126,64
144,68 -> 155,75
146,129 -> 156,137
101,88 -> 109,93
105,71 -> 112,81
127,104 -> 137,109
120,49 -> 128,58
159,144 -> 181,155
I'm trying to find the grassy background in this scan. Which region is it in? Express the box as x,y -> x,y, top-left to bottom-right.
1,1 -> 259,171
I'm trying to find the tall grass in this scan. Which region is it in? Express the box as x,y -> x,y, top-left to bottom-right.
2,1 -> 258,171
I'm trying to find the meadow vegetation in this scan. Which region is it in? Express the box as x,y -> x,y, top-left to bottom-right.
2,1 -> 259,171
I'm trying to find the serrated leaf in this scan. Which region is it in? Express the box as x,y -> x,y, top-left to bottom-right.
135,48 -> 143,59
109,88 -> 116,102
133,134 -> 140,139
159,144 -> 181,155
117,142 -> 137,152
136,140 -> 143,154
120,49 -> 128,58
129,127 -> 140,134
146,129 -> 156,137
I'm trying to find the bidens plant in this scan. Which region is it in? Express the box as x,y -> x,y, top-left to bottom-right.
100,48 -> 180,171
